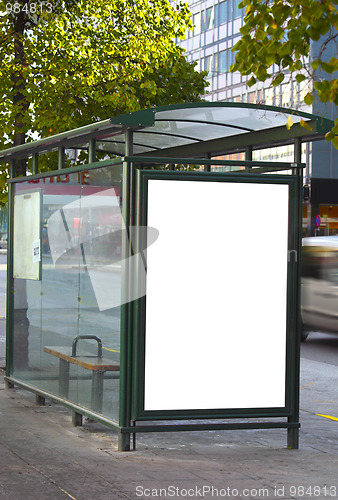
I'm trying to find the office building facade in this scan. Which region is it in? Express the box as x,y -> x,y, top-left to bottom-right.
177,0 -> 338,234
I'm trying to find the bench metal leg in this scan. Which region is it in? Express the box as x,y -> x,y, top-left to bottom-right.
91,370 -> 104,413
59,359 -> 70,398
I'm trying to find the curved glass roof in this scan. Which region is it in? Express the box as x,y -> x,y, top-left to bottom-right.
103,102 -> 333,157
0,102 -> 334,163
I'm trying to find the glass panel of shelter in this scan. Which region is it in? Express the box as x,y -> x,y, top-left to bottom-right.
76,165 -> 122,421
12,164 -> 122,423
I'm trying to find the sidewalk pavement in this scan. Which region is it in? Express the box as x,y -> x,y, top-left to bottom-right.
0,334 -> 337,499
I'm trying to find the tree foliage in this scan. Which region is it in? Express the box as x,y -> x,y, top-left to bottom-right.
230,0 -> 338,147
0,0 -> 208,203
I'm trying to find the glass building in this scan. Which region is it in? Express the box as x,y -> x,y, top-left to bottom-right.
177,0 -> 338,235
177,0 -> 311,107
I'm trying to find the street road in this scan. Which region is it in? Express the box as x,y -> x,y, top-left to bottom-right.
302,330 -> 338,366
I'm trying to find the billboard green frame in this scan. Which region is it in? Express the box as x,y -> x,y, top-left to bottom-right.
0,102 -> 325,451
132,168 -> 300,420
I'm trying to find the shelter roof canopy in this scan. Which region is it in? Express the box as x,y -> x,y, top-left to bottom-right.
0,102 -> 333,163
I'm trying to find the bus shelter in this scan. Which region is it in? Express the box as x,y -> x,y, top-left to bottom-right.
0,103 -> 333,451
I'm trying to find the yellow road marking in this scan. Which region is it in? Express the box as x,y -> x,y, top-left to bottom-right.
316,413 -> 338,422
60,489 -> 78,500
300,382 -> 315,389
102,346 -> 120,353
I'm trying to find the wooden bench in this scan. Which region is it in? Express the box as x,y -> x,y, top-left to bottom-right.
44,336 -> 119,414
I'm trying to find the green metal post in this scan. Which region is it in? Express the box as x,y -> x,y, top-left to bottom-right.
58,147 -> 65,170
245,146 -> 253,172
32,153 -> 39,175
245,146 -> 253,161
293,138 -> 302,175
9,159 -> 15,179
5,161 -> 15,379
294,138 -> 301,164
88,139 -> 96,164
204,153 -> 211,172
119,128 -> 134,451
287,149 -> 302,449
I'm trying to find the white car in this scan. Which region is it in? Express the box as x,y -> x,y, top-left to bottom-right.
301,236 -> 338,340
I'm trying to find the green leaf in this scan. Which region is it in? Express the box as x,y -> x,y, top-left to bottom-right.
278,42 -> 291,57
304,92 -> 314,105
247,76 -> 257,87
272,73 -> 284,86
295,74 -> 306,83
320,61 -> 336,74
311,59 -> 320,71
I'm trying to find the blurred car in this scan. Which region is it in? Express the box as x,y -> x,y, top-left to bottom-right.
301,236 -> 338,340
0,232 -> 7,249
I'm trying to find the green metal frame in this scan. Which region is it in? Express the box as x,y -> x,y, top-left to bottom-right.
5,164 -> 14,377
6,158 -> 123,185
131,168 -> 301,425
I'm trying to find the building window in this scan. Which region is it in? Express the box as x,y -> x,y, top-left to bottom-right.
205,55 -> 214,75
193,12 -> 201,35
234,0 -> 244,19
218,50 -> 228,73
202,7 -> 214,31
219,1 -> 228,25
200,57 -> 205,73
264,87 -> 275,106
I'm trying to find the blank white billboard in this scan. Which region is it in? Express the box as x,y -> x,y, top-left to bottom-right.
144,179 -> 289,411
